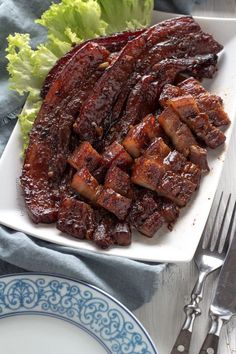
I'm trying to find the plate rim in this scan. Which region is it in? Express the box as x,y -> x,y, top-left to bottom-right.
153,10 -> 236,22
0,272 -> 158,354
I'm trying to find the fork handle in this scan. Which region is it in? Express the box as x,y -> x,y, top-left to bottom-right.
171,329 -> 192,354
171,273 -> 206,354
170,300 -> 201,354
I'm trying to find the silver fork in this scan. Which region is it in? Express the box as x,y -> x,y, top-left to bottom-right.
171,192 -> 232,354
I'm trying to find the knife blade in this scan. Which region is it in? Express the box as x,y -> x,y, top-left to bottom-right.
211,230 -> 236,318
199,203 -> 236,354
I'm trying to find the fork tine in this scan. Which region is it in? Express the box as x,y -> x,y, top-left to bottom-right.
204,192 -> 223,249
221,200 -> 236,254
214,194 -> 231,251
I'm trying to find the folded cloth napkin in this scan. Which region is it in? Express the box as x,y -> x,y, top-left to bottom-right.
0,0 -> 200,310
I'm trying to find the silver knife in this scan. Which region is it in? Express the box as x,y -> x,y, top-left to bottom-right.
199,217 -> 236,354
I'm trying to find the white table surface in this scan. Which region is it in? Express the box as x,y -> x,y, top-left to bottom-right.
135,1 -> 236,353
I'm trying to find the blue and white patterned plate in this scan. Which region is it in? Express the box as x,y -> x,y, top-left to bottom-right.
0,273 -> 158,354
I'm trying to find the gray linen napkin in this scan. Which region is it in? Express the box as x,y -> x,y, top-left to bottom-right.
0,0 -> 199,310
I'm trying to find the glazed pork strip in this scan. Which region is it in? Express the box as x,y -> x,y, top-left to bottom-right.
105,54 -> 218,146
160,85 -> 226,148
178,77 -> 230,126
41,28 -> 146,98
21,42 -> 110,223
71,167 -> 100,203
73,16 -> 204,143
158,106 -> 209,171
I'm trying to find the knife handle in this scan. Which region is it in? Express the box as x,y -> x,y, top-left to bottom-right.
170,302 -> 201,354
198,313 -> 225,354
199,333 -> 219,354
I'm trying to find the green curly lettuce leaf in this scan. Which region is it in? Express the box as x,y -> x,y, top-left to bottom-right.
97,0 -> 154,33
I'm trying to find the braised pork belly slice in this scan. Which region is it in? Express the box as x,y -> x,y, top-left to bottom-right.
159,83 -> 183,105
68,142 -> 103,172
131,157 -> 196,207
104,165 -> 132,198
143,136 -> 201,186
144,137 -> 171,159
170,96 -> 225,148
160,86 -> 226,148
132,157 -> 166,191
164,150 -> 201,186
159,197 -> 180,225
57,197 -> 95,239
96,188 -> 131,220
129,189 -> 179,236
93,214 -> 132,248
158,107 -> 197,157
102,142 -> 133,170
129,190 -> 165,237
93,216 -> 114,248
158,107 -> 209,171
112,221 -> 132,246
71,168 -> 100,202
178,77 -> 230,126
137,211 -> 165,237
122,114 -> 159,157
159,171 -> 196,207
188,145 -> 209,172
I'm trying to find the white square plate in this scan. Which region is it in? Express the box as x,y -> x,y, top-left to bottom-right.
1,12 -> 236,263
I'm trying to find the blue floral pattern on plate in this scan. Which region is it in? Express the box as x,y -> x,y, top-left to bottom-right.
0,274 -> 157,354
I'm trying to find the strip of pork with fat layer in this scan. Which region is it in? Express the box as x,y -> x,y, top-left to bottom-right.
21,42 -> 110,223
